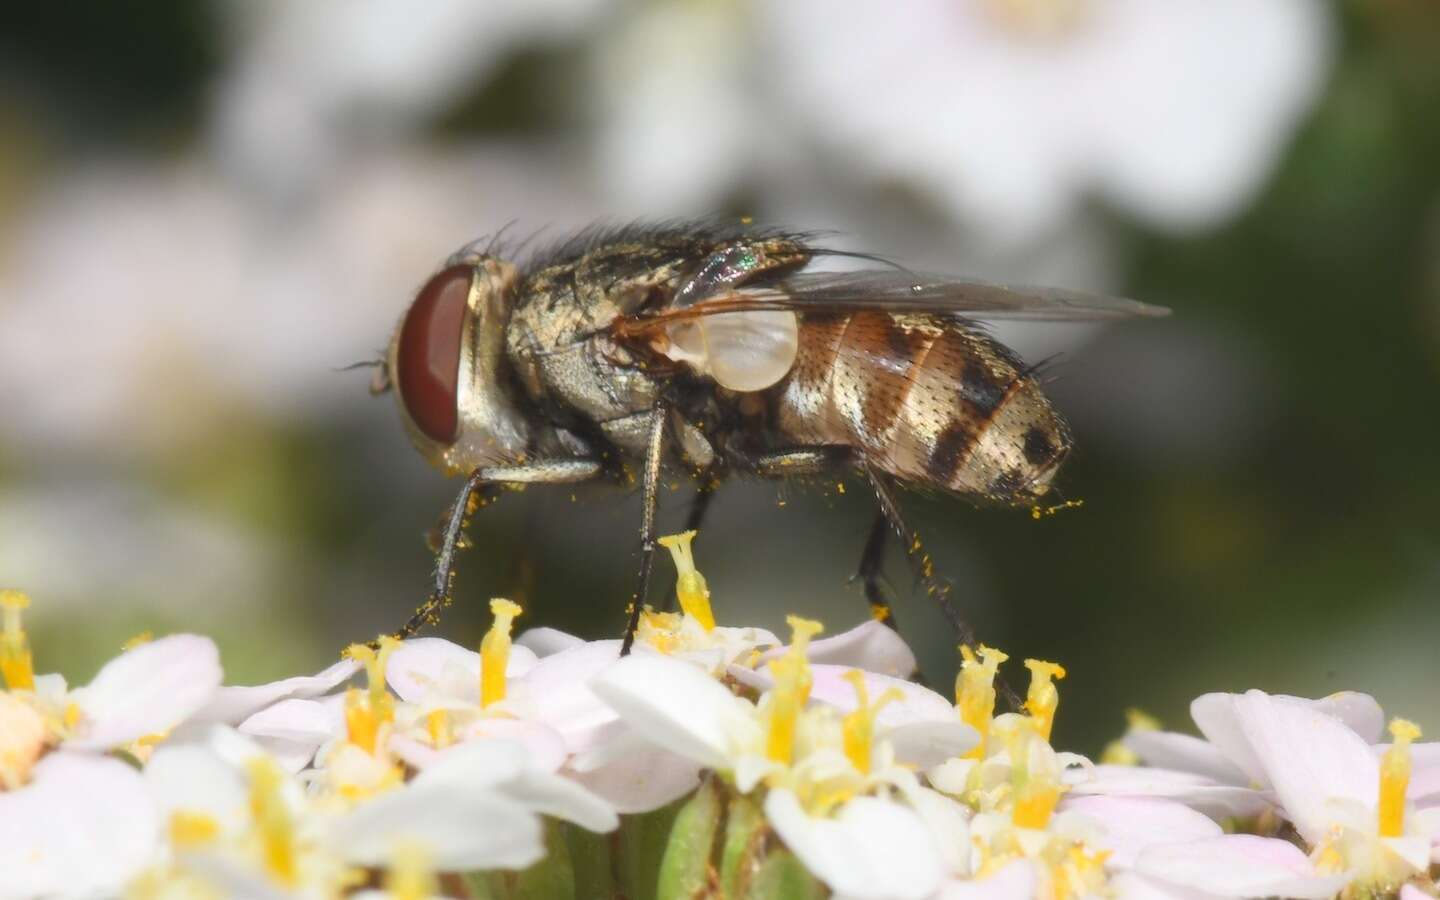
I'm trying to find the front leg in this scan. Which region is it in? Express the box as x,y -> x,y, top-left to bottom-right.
394,459 -> 603,641
620,402 -> 670,655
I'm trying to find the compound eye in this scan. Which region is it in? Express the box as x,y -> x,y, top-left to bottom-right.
396,265 -> 472,444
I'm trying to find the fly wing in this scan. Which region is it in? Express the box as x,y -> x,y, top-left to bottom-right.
614,270 -> 1168,337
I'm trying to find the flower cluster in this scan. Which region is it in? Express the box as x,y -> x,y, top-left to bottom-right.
1,534 -> 1436,900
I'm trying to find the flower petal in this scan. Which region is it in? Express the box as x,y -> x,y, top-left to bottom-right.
588,655 -> 744,770
1228,690 -> 1377,842
1067,764 -> 1270,820
1134,834 -> 1349,899
189,657 -> 358,726
1304,691 -> 1385,743
765,789 -> 943,900
68,634 -> 222,749
516,626 -> 585,657
758,619 -> 917,678
144,744 -> 250,833
567,743 -> 703,815
509,640 -> 625,750
934,859 -> 1036,900
0,753 -> 159,897
330,784 -> 544,871
1060,796 -> 1220,868
1123,730 -> 1249,786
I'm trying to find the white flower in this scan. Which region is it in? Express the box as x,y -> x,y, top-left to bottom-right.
761,0 -> 1334,241
0,753 -> 160,899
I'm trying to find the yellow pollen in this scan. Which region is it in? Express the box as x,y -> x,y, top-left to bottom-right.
168,810 -> 221,847
955,644 -> 1008,758
121,631 -> 154,652
62,701 -> 82,731
343,638 -> 398,752
1023,659 -> 1066,741
0,692 -> 47,790
1378,717 -> 1421,838
658,531 -> 715,632
480,598 -> 522,708
343,688 -> 379,754
426,709 -> 452,749
840,669 -> 902,775
764,616 -> 824,765
246,757 -> 299,887
0,590 -> 35,691
385,841 -> 438,900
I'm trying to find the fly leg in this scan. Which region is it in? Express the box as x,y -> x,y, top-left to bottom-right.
393,459 -> 603,641
659,476 -> 718,613
854,511 -> 902,632
620,402 -> 670,656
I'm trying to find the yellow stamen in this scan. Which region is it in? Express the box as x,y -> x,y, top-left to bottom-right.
1100,707 -> 1162,764
955,645 -> 1008,758
765,616 -> 823,765
0,590 -> 35,691
840,669 -> 902,775
0,692 -> 47,790
385,841 -> 438,900
426,709 -> 452,749
480,598 -> 522,708
169,810 -> 221,847
1378,718 -> 1421,838
1023,659 -> 1066,741
1001,718 -> 1061,829
658,531 -> 715,632
342,638 -> 398,752
246,757 -> 298,887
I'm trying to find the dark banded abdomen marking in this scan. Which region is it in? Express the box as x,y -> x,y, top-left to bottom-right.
772,313 -> 1072,504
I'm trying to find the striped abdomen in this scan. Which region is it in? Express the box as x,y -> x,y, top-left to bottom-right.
770,312 -> 1071,503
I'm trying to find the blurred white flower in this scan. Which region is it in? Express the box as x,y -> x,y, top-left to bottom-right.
762,0 -> 1334,242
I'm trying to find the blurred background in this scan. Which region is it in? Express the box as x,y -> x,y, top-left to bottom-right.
2,0 -> 1437,752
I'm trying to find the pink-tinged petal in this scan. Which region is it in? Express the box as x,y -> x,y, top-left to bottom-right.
387,637 -> 480,702
1123,730 -> 1249,786
1229,690 -> 1377,843
1060,796 -> 1220,867
1402,885 -> 1430,900
888,721 -> 980,770
1190,693 -> 1268,785
1134,834 -> 1349,899
589,655 -> 744,771
1110,871 -> 1220,900
906,786 -> 972,878
516,627 -> 585,658
68,634 -> 222,749
568,747 -> 703,814
189,657 -> 358,726
0,753 -> 160,897
330,784 -> 543,871
935,859 -> 1036,900
237,696 -> 345,772
765,790 -> 944,900
1068,764 -> 1271,821
455,719 -> 568,774
144,744 -> 249,832
494,767 -> 619,834
510,640 -> 624,749
757,619 -> 917,678
1303,692 -> 1385,744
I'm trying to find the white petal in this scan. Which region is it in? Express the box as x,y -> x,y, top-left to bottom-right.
494,768 -> 619,834
1067,764 -> 1270,820
509,640 -> 624,750
934,859 -> 1036,900
588,655 -> 744,770
1229,690 -> 1377,843
516,627 -> 585,657
68,634 -> 222,749
759,620 -> 917,678
1134,834 -> 1349,899
887,721 -> 981,770
144,744 -> 249,834
567,747 -> 703,815
0,753 -> 159,898
239,697 -> 341,744
1305,691 -> 1385,743
455,718 -> 568,773
386,637 -> 481,702
1060,796 -> 1220,867
765,790 -> 944,900
331,786 -> 544,871
190,657 -> 358,725
905,787 -> 972,878
1189,693 -> 1267,785
1110,871 -> 1221,900
1123,730 -> 1249,787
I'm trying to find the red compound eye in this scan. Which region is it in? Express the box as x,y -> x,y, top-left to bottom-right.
396,265 -> 471,444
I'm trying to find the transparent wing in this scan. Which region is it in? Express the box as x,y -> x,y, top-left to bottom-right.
614,270 -> 1168,337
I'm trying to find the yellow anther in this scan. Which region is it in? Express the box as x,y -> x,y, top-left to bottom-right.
246,757 -> 298,887
121,631 -> 153,652
955,645 -> 1008,758
1023,659 -> 1066,741
480,598 -> 522,708
343,638 -> 398,752
658,531 -> 715,632
764,616 -> 824,765
1099,708 -> 1160,764
0,692 -> 47,790
1378,718 -> 1421,838
426,709 -> 452,750
0,590 -> 35,691
385,841 -> 438,900
168,810 -> 221,847
840,669 -> 902,775
1002,719 -> 1061,829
